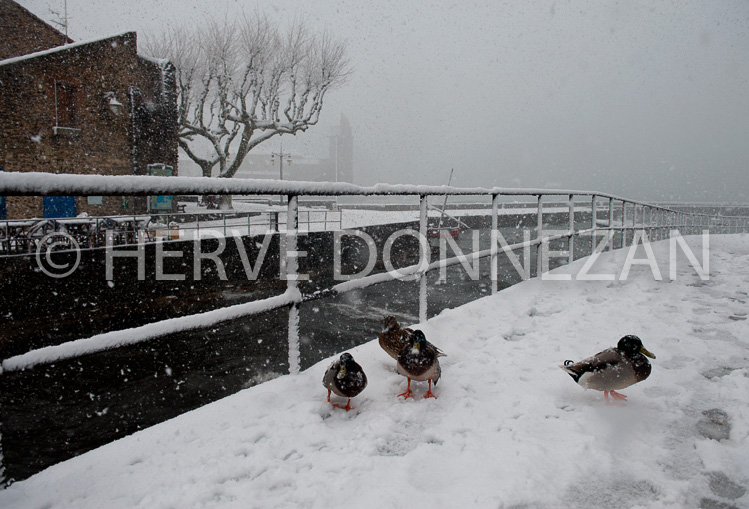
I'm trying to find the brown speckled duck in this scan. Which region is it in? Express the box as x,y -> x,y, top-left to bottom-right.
323,353 -> 368,411
560,335 -> 656,404
396,330 -> 445,399
379,315 -> 413,359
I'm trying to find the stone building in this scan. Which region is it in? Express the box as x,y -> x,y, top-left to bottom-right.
0,0 -> 178,219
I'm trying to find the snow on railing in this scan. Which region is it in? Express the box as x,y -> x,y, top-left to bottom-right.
1,172 -> 747,374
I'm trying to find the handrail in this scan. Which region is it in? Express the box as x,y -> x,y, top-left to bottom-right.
1,173 -> 747,374
0,172 -> 740,213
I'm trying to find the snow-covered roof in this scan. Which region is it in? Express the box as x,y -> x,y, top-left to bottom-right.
0,32 -> 135,68
138,54 -> 170,67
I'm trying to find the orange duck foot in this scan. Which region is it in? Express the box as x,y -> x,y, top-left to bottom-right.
398,379 -> 413,399
424,380 -> 437,399
332,398 -> 353,411
604,390 -> 627,405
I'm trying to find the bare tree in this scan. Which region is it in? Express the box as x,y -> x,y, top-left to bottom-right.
145,15 -> 349,205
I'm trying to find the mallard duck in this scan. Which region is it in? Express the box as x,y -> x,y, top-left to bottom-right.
322,352 -> 368,411
379,315 -> 413,359
560,335 -> 656,404
396,330 -> 445,399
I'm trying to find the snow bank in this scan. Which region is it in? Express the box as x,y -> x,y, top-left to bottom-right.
1,235 -> 748,508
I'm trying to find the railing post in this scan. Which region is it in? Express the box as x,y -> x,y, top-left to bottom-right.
536,195 -> 543,277
491,193 -> 500,295
648,207 -> 654,240
419,194 -> 429,323
590,195 -> 597,256
608,198 -> 614,251
622,202 -> 628,247
286,194 -> 301,375
568,194 -> 575,264
660,209 -> 665,241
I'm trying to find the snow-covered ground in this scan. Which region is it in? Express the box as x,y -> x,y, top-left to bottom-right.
2,235 -> 748,508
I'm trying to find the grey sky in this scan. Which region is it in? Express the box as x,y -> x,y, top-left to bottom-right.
17,0 -> 749,201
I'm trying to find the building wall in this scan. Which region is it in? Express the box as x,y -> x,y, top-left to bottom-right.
329,114 -> 354,183
132,56 -> 179,177
0,31 -> 178,218
0,0 -> 72,60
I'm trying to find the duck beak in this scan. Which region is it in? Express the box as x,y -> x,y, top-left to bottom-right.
337,365 -> 347,379
640,346 -> 656,359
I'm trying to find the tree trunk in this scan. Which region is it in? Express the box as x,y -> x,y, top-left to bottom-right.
218,195 -> 233,210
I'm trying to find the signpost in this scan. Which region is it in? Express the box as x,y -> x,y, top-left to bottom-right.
147,164 -> 174,212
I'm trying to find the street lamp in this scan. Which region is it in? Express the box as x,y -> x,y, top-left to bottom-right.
271,143 -> 292,181
328,134 -> 340,210
271,142 -> 292,205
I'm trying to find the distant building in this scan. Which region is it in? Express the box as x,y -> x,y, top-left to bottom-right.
178,114 -> 354,184
0,0 -> 178,219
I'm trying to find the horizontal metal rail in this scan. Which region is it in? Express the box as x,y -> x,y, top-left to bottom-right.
1,173 -> 747,374
0,172 -> 738,212
0,208 -> 342,255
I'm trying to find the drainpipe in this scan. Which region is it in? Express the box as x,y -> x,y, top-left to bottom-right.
128,87 -> 141,175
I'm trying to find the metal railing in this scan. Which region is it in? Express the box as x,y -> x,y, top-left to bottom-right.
0,208 -> 343,255
1,172 -> 747,375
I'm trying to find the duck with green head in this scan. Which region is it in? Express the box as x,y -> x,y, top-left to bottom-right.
560,335 -> 656,404
396,330 -> 445,399
323,353 -> 368,411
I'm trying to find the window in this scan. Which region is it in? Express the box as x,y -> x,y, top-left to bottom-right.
54,81 -> 76,128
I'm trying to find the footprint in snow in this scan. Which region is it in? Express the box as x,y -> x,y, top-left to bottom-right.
696,409 -> 731,441
701,367 -> 739,380
706,471 -> 746,500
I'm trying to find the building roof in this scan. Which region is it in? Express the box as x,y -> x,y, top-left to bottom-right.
0,0 -> 74,51
0,31 -> 134,68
